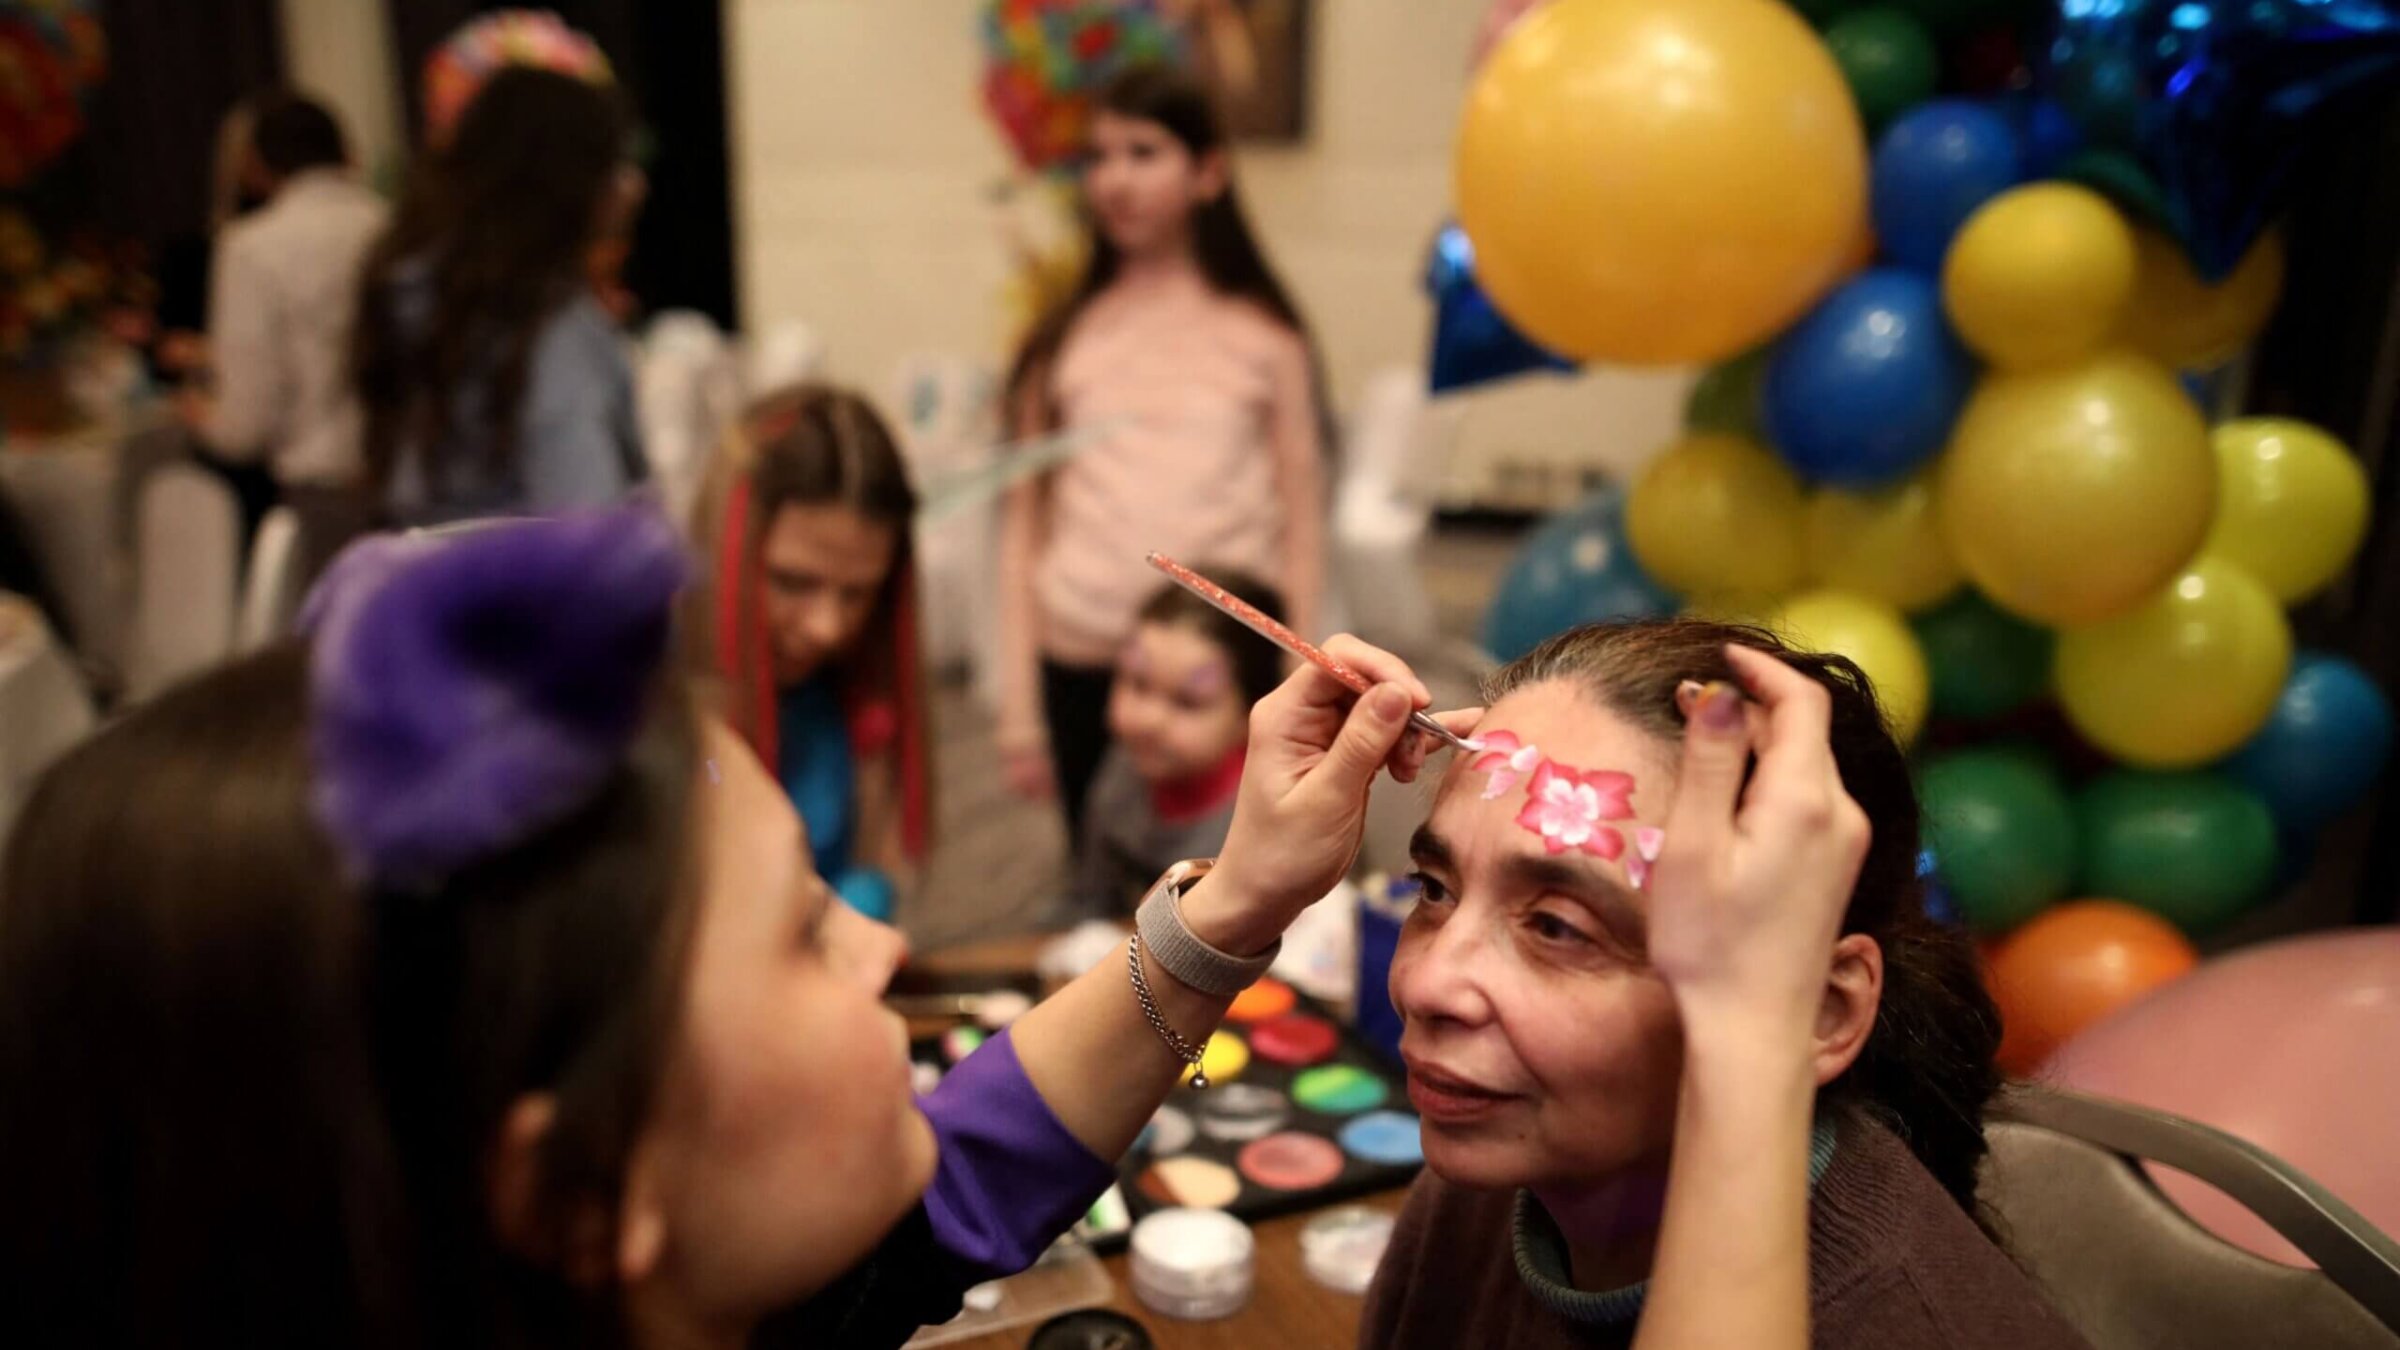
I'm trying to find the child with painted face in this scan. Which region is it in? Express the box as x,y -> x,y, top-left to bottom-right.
0,507 -> 1445,1350
1362,621 -> 2090,1350
696,384 -> 931,924
1067,569 -> 1288,919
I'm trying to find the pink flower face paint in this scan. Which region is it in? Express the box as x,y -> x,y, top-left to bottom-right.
1468,730 -> 1543,800
1178,658 -> 1231,702
1467,731 -> 1661,884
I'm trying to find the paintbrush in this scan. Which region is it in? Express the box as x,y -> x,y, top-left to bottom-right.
1146,552 -> 1484,755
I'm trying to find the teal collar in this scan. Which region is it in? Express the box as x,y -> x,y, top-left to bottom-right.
1512,1118 -> 1841,1327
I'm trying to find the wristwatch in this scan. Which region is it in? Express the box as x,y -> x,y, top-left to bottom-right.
1133,859 -> 1280,998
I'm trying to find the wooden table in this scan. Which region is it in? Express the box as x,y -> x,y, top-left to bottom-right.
905,933 -> 1407,1349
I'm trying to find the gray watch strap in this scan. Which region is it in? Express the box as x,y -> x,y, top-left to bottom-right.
1135,871 -> 1280,998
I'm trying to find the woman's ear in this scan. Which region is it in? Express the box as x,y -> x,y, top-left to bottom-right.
488,1094 -> 561,1262
489,1093 -> 651,1288
1193,148 -> 1230,205
1811,934 -> 1883,1087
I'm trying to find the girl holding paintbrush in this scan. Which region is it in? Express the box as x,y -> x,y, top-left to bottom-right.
996,65 -> 1327,846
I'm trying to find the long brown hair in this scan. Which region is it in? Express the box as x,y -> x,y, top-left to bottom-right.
0,645 -> 701,1349
698,383 -> 932,859
1485,619 -> 2003,1215
1003,64 -> 1315,425
352,66 -> 630,498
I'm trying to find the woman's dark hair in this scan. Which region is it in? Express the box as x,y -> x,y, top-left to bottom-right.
0,643 -> 701,1350
353,66 -> 630,500
1003,64 -> 1315,424
1485,619 -> 2003,1216
1137,567 -> 1288,707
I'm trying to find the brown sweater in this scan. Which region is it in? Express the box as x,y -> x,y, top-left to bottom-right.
1360,1112 -> 2092,1350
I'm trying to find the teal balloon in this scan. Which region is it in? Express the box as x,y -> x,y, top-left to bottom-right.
2077,771 -> 2279,934
1919,747 -> 2077,932
1482,490 -> 1677,662
1912,591 -> 2053,722
1825,8 -> 1939,133
1685,348 -> 1769,438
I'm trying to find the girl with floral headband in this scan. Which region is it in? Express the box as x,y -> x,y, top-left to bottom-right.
0,504 -> 1912,1348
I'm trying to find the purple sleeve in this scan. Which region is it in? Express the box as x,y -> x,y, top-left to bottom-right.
916,1027 -> 1119,1281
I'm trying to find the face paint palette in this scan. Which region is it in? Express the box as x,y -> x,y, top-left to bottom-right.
1071,978 -> 1424,1251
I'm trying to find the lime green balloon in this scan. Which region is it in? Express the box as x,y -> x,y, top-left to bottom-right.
2077,771 -> 2280,934
1825,8 -> 1938,133
1911,590 -> 2053,722
1685,347 -> 1769,438
1919,747 -> 2077,933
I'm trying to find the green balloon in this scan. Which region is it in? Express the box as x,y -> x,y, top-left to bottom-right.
1912,591 -> 2054,723
1685,347 -> 1769,438
1786,0 -> 1866,26
1825,8 -> 1938,134
1892,0 -> 2027,35
1919,747 -> 2077,933
2077,772 -> 2280,934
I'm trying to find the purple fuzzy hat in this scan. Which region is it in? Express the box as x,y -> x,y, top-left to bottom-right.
300,506 -> 691,889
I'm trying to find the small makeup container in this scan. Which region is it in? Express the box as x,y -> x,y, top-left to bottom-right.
1129,1207 -> 1255,1320
1300,1205 -> 1397,1293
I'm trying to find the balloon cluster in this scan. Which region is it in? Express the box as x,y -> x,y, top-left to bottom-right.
977,0 -> 1184,176
422,9 -> 614,147
0,0 -> 104,190
1466,0 -> 2396,1067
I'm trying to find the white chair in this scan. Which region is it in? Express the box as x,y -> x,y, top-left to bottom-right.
0,592 -> 96,841
1331,366 -> 1446,655
887,353 -> 1001,698
124,464 -> 240,700
746,319 -> 826,397
637,311 -> 737,531
234,506 -> 305,653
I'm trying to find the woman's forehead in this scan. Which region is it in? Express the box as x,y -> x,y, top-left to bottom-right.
1430,684 -> 1676,823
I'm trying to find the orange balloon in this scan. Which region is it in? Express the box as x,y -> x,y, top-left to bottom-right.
1987,901 -> 2197,1075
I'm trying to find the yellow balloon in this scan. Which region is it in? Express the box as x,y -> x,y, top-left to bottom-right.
1627,434 -> 1806,600
2117,228 -> 2285,371
1773,589 -> 1930,743
2055,557 -> 2293,767
1942,183 -> 2136,369
2200,418 -> 2369,603
1456,0 -> 1866,365
1804,472 -> 1965,614
1938,352 -> 2214,626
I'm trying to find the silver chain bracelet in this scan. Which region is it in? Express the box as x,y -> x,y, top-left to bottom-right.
1126,933 -> 1213,1088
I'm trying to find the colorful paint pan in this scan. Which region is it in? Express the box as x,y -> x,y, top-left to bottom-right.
1291,1063 -> 1388,1115
1140,1104 -> 1196,1156
1236,1131 -> 1346,1192
941,1024 -> 986,1064
1137,1155 -> 1242,1209
1338,1110 -> 1425,1166
1247,1012 -> 1339,1067
1179,1030 -> 1251,1087
1226,977 -> 1296,1023
1196,1083 -> 1289,1142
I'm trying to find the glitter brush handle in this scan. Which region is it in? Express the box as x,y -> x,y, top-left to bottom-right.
1145,552 -> 1480,754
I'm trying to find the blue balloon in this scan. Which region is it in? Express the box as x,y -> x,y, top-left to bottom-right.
1869,99 -> 2025,273
1761,269 -> 1973,485
2223,652 -> 2395,832
1425,223 -> 1576,394
2042,0 -> 2400,280
1994,92 -> 2083,179
1482,490 -> 1676,662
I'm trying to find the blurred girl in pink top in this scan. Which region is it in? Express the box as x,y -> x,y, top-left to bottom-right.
997,65 -> 1326,846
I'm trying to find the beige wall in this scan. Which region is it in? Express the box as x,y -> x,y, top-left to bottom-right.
725,0 -> 1692,506
277,0 -> 405,187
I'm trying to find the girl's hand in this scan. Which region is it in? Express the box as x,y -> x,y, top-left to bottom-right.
1183,636 -> 1471,955
1647,646 -> 1873,1037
